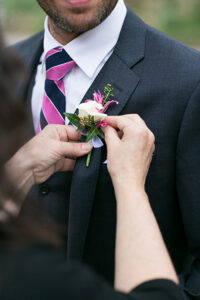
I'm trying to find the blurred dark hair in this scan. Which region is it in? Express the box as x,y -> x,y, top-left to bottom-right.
0,31 -> 27,163
0,29 -> 62,249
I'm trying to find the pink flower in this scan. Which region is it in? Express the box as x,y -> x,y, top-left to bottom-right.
96,108 -> 103,113
93,90 -> 104,104
97,121 -> 109,128
101,100 -> 119,113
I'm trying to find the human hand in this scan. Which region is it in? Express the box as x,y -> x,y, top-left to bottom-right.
6,124 -> 92,191
103,115 -> 155,191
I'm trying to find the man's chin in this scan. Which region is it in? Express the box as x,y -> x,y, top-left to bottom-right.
55,15 -> 101,33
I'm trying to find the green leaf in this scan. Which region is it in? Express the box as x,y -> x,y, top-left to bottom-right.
96,128 -> 104,139
86,126 -> 99,142
103,83 -> 115,103
64,113 -> 81,129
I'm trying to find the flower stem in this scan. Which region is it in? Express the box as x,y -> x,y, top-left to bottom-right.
86,150 -> 92,167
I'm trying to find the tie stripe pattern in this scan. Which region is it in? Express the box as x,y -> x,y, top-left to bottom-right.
37,48 -> 75,133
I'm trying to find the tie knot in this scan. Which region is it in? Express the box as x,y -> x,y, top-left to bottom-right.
45,48 -> 75,81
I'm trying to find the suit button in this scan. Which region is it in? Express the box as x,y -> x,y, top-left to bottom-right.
40,185 -> 49,195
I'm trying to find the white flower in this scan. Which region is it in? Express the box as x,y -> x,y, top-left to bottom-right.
78,101 -> 107,122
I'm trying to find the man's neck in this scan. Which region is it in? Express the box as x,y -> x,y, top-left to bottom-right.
48,18 -> 79,45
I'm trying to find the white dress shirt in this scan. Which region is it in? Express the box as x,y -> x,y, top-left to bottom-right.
31,0 -> 127,131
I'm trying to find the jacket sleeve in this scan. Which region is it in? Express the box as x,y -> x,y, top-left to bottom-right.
26,259 -> 183,300
5,247 -> 182,300
176,81 -> 200,299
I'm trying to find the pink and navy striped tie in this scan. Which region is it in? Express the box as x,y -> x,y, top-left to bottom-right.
37,47 -> 75,133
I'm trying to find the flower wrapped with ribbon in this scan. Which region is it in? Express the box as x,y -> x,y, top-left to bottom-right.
64,84 -> 118,167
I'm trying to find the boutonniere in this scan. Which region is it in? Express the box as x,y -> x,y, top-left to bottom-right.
64,84 -> 118,167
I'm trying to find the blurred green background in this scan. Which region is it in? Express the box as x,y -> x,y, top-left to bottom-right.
1,0 -> 200,48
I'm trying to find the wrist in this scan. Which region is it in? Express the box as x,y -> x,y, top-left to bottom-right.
112,175 -> 148,209
112,173 -> 145,195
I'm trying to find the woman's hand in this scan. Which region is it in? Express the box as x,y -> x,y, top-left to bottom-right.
22,124 -> 92,184
103,114 -> 155,190
5,124 -> 92,196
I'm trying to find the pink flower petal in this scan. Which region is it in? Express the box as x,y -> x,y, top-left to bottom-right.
97,121 -> 109,128
93,90 -> 104,104
96,108 -> 103,113
102,100 -> 119,113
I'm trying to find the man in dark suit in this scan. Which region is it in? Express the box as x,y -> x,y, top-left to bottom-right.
14,0 -> 200,298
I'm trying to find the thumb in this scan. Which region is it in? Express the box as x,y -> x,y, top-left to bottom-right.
58,141 -> 93,159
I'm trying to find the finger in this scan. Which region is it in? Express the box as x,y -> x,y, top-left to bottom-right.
39,125 -> 69,142
124,114 -> 145,124
58,141 -> 93,159
58,158 -> 76,172
68,139 -> 80,143
102,126 -> 119,148
40,125 -> 81,142
64,125 -> 82,141
103,116 -> 128,131
56,125 -> 81,142
104,115 -> 140,131
115,116 -> 152,142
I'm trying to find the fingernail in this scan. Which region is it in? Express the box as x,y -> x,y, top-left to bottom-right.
82,142 -> 93,151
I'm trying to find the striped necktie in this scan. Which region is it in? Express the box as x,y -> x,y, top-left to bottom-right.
37,47 -> 75,133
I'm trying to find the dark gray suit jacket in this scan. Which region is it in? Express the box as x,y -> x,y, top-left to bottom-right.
14,8 -> 200,299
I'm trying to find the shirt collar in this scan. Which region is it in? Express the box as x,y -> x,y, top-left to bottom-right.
43,0 -> 127,78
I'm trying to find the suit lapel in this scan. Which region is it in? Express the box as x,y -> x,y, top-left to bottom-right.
68,8 -> 147,260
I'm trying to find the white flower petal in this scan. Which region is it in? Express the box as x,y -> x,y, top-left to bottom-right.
78,101 -> 107,122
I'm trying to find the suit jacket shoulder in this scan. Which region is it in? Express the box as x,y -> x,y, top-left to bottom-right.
117,8 -> 200,116
145,23 -> 200,75
117,8 -> 200,88
12,31 -> 44,68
